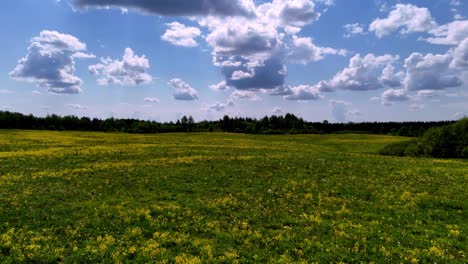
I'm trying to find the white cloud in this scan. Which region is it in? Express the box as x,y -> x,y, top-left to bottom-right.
403,52 -> 462,91
231,70 -> 255,80
89,48 -> 152,86
169,78 -> 198,101
284,84 -> 321,101
9,30 -> 91,94
315,53 -> 400,92
343,23 -> 366,38
450,0 -> 464,21
72,52 -> 96,59
369,4 -> 437,38
454,14 -> 464,20
230,90 -> 261,101
427,20 -> 468,45
272,106 -> 283,115
67,103 -> 88,110
379,64 -> 404,87
209,81 -> 230,91
208,100 -> 234,112
416,90 -> 445,98
451,0 -> 462,7
409,104 -> 424,111
199,0 -> 328,92
205,17 -> 280,61
144,97 -> 160,103
451,37 -> 468,68
381,89 -> 410,104
75,0 -> 348,95
329,100 -> 360,122
256,0 -> 320,29
289,35 -> 346,64
454,111 -> 466,119
316,0 -> 334,6
161,22 -> 201,47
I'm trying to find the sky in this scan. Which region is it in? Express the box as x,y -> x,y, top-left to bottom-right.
0,0 -> 467,122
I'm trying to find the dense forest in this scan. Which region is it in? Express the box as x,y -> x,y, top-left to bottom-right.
0,111 -> 457,137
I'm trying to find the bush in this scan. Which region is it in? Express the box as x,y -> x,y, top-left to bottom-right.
379,118 -> 468,158
419,118 -> 467,158
379,140 -> 417,156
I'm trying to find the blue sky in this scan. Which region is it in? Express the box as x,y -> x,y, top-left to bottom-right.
0,0 -> 467,122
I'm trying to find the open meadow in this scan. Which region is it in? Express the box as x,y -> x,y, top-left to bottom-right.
0,130 -> 466,263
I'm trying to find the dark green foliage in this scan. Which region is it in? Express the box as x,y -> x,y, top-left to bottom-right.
0,111 -> 454,136
379,140 -> 419,156
380,118 -> 468,158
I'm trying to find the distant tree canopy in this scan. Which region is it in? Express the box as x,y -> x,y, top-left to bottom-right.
380,118 -> 468,158
0,111 -> 456,136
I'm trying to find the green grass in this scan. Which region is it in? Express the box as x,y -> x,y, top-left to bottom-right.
0,131 -> 466,263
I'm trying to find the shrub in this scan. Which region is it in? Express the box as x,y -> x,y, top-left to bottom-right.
379,118 -> 467,158
379,140 -> 417,156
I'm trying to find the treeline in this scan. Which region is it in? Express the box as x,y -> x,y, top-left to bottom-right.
380,118 -> 467,158
0,111 -> 456,136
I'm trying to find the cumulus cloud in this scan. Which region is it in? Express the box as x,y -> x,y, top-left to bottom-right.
381,89 -> 410,104
272,106 -> 283,115
450,0 -> 464,20
454,111 -> 466,119
9,30 -> 92,94
169,78 -> 198,101
161,22 -> 202,47
288,35 -> 346,64
67,103 -> 88,110
409,104 -> 424,111
316,0 -> 334,6
330,100 -> 360,122
144,97 -> 160,103
220,55 -> 287,91
205,17 -> 281,60
230,90 -> 261,101
200,1 -> 337,92
451,38 -> 468,68
231,70 -> 255,80
379,64 -> 404,87
369,4 -> 437,38
209,81 -> 230,91
72,52 -> 96,59
284,84 -> 321,101
202,14 -> 287,91
315,53 -> 400,92
256,0 -> 320,29
89,48 -> 152,86
416,90 -> 445,99
208,100 -> 234,112
75,0 -> 346,95
343,23 -> 366,38
427,20 -> 468,45
72,0 -> 256,17
403,52 -> 462,91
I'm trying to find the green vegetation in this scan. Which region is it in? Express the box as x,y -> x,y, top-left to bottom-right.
380,118 -> 468,158
0,131 -> 466,263
0,110 -> 453,136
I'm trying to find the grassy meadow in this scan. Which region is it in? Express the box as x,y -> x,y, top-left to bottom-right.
0,130 -> 466,263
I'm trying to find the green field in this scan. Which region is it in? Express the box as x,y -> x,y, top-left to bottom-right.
0,131 -> 466,263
